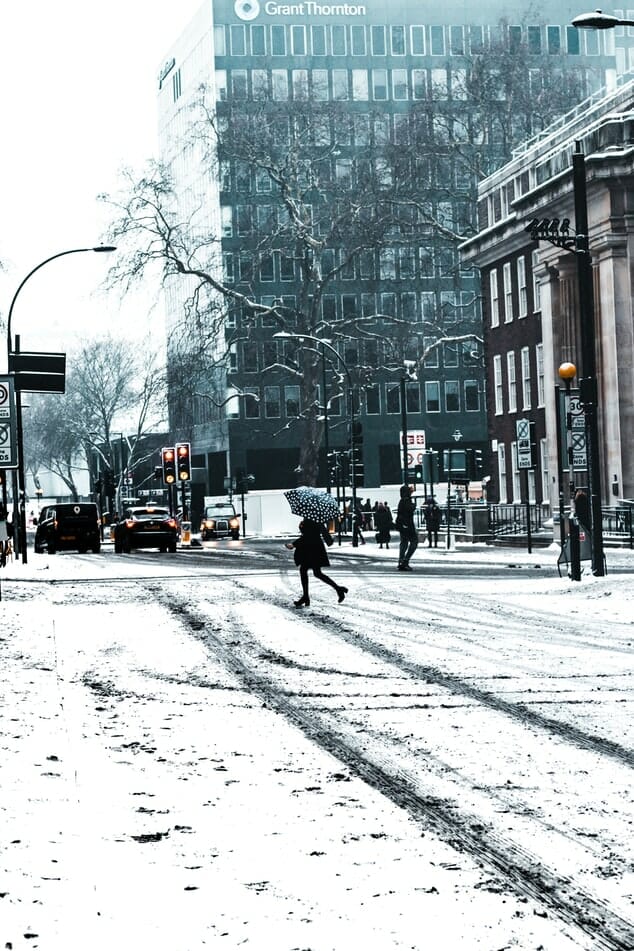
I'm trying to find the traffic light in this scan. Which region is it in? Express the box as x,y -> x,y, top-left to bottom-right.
466,448 -> 485,480
162,447 -> 176,484
153,466 -> 163,481
175,442 -> 191,481
414,464 -> 423,482
422,451 -> 439,484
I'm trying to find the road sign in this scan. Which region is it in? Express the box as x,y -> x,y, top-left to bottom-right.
568,396 -> 587,469
9,351 -> 66,393
516,418 -> 533,469
0,376 -> 18,468
401,430 -> 426,468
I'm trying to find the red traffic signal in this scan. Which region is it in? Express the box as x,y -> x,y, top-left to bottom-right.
175,443 -> 191,482
162,447 -> 176,484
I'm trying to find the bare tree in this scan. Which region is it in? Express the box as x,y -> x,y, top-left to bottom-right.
23,335 -> 166,501
101,31 -> 592,484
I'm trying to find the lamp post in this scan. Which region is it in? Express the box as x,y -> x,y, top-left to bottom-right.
274,332 -> 358,537
6,246 -> 116,563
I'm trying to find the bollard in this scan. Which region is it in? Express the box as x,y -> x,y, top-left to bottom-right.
181,520 -> 191,545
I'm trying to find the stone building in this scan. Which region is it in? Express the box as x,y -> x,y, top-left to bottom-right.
460,75 -> 634,509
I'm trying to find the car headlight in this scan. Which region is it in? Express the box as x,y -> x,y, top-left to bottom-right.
229,518 -> 239,528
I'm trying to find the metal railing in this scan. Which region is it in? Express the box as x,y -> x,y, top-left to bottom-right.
488,504 -> 544,537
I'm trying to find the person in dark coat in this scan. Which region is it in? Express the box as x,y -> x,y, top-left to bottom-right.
395,484 -> 418,571
374,502 -> 392,549
574,489 -> 591,533
286,519 -> 348,607
423,498 -> 441,548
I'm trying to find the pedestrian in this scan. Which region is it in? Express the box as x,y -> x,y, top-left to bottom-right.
395,484 -> 418,571
573,489 -> 591,533
374,502 -> 392,549
285,519 -> 348,607
352,501 -> 366,546
423,498 -> 441,548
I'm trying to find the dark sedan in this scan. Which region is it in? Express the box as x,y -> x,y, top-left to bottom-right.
113,506 -> 178,554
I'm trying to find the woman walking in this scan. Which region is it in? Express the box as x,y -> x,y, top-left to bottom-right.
374,502 -> 392,549
286,519 -> 348,607
395,484 -> 419,571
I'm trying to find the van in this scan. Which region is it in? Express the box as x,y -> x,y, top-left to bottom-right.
34,503 -> 101,554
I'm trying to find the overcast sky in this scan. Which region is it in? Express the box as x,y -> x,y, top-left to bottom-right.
0,0 -> 204,361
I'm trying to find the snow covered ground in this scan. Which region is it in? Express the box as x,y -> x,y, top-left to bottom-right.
0,542 -> 632,950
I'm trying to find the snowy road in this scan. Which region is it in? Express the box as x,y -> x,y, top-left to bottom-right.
1,544 -> 633,949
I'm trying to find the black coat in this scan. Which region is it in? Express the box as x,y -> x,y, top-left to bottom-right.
423,503 -> 441,531
292,519 -> 331,569
396,497 -> 416,538
374,506 -> 392,542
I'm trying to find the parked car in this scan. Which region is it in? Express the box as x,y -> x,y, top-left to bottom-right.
34,503 -> 101,555
200,502 -> 241,540
113,505 -> 178,553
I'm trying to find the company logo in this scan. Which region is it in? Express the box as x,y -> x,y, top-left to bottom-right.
235,0 -> 260,20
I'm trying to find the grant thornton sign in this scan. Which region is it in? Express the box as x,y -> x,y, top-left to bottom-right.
235,0 -> 367,18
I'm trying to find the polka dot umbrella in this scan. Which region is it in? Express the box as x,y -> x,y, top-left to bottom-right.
284,486 -> 340,524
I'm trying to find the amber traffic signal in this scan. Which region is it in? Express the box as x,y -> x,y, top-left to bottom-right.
175,442 -> 191,482
162,447 -> 176,484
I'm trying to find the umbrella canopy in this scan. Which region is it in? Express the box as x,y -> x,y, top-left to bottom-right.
284,486 -> 340,523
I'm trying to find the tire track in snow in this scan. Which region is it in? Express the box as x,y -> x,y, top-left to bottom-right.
152,584 -> 634,951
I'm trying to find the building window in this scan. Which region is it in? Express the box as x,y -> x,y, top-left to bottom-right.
445,380 -> 460,412
401,292 -> 417,321
532,250 -> 541,311
372,69 -> 388,100
172,69 -> 182,102
272,70 -> 288,100
242,342 -> 258,373
292,69 -> 309,99
490,269 -> 500,327
366,385 -> 380,414
332,69 -> 348,100
351,24 -> 366,55
450,25 -> 464,54
511,441 -> 521,501
391,25 -> 406,54
517,256 -> 527,317
528,25 -> 541,53
291,25 -> 306,55
566,25 -> 580,54
230,24 -> 246,55
413,69 -> 426,98
425,381 -> 440,412
285,385 -> 300,417
406,382 -> 420,413
540,438 -> 549,505
547,25 -> 561,53
521,347 -> 531,410
386,383 -> 400,414
259,254 -> 274,282
244,390 -> 260,419
312,69 -> 329,100
503,261 -> 513,322
264,386 -> 280,418
494,355 -> 503,414
411,26 -> 425,54
379,248 -> 396,279
371,25 -> 386,54
507,351 -> 517,412
465,381 -> 480,412
352,69 -> 368,99
498,443 -> 507,503
271,25 -> 286,55
280,253 -> 295,281
536,343 -> 545,407
430,25 -> 445,55
443,342 -> 459,367
213,25 -> 226,54
392,69 -> 408,99
332,24 -> 346,54
311,25 -> 326,55
251,24 -> 266,54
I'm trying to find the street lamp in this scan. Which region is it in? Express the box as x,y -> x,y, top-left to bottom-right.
572,9 -> 634,29
6,245 -> 116,563
274,331 -> 359,539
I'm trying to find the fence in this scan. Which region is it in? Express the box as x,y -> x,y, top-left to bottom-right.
488,504 -> 544,538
